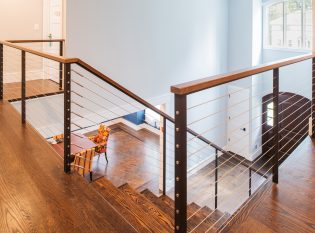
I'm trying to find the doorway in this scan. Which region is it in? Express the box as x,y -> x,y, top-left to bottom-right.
43,0 -> 64,83
227,86 -> 250,160
262,92 -> 311,162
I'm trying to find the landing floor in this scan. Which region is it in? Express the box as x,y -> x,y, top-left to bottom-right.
228,137 -> 315,233
3,79 -> 61,100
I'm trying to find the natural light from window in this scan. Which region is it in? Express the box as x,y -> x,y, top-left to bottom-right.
267,102 -> 274,127
264,0 -> 312,50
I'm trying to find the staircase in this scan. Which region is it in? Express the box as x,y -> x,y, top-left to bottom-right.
3,38 -> 308,232
91,177 -> 230,233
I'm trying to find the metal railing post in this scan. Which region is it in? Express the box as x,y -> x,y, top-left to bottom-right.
215,149 -> 218,209
21,51 -> 26,124
163,117 -> 167,195
64,63 -> 71,173
312,58 -> 315,138
0,43 -> 3,100
272,68 -> 279,184
174,94 -> 187,233
59,41 -> 63,90
249,168 -> 252,196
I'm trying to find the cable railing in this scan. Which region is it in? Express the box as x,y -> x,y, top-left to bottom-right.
171,54 -> 314,232
0,39 -> 233,200
1,39 -> 314,233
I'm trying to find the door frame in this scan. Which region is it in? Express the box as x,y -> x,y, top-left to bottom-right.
43,0 -> 65,40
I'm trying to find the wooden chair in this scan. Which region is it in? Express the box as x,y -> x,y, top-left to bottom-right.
89,124 -> 111,163
53,133 -> 64,143
72,148 -> 95,182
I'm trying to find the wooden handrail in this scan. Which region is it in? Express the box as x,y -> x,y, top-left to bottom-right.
171,53 -> 313,95
0,40 -> 77,63
7,39 -> 65,43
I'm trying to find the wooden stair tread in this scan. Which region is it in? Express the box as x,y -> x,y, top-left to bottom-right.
159,194 -> 175,209
93,178 -> 166,233
141,189 -> 174,219
119,184 -> 174,232
159,195 -> 200,217
190,206 -> 229,233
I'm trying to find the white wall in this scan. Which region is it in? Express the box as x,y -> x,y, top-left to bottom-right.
0,0 -> 43,40
0,0 -> 44,83
66,0 -> 229,101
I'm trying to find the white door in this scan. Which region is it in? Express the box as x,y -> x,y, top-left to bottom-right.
227,86 -> 250,160
43,0 -> 63,83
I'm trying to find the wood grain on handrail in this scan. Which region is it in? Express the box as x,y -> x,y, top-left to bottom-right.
0,40 -> 77,63
171,53 -> 313,95
7,39 -> 65,43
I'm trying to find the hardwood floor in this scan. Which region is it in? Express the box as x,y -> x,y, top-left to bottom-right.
3,79 -> 61,100
86,123 -> 267,215
2,81 -> 315,232
0,101 -> 137,233
226,137 -> 315,233
85,123 -> 162,193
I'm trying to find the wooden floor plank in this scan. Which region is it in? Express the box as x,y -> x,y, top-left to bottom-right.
0,101 -> 137,233
226,137 -> 315,233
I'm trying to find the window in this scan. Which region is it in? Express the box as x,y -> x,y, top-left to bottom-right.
264,0 -> 312,49
267,102 -> 274,127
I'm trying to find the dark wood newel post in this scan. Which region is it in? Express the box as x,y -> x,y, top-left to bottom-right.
21,51 -> 26,124
59,41 -> 64,90
312,58 -> 315,139
174,94 -> 187,233
0,43 -> 3,100
272,68 -> 279,184
64,63 -> 71,173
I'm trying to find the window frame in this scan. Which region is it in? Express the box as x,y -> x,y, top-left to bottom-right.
263,0 -> 312,51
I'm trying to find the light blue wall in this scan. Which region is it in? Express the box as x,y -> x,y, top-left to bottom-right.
228,0 -> 253,71
262,49 -> 312,99
66,0 -> 231,179
67,0 -> 229,100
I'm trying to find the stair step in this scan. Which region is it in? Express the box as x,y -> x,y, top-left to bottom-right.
159,194 -> 174,209
159,195 -> 201,217
93,178 -> 169,233
141,189 -> 174,219
119,183 -> 174,232
189,206 -> 230,233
